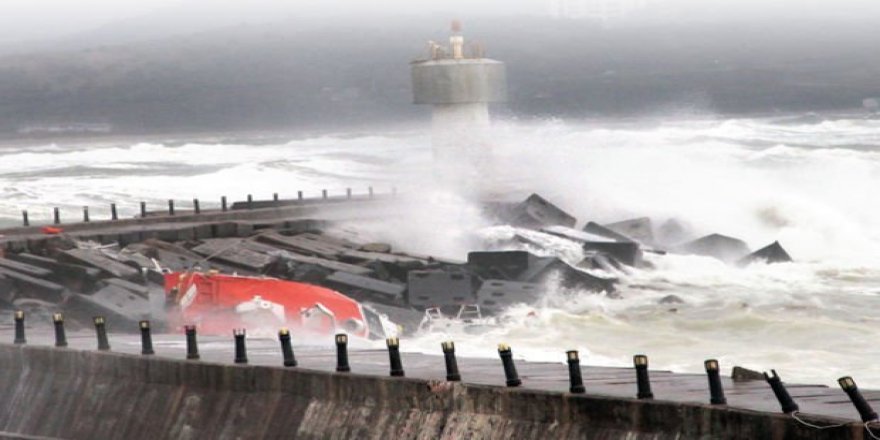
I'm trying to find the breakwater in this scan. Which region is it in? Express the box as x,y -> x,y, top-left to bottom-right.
0,191 -> 877,439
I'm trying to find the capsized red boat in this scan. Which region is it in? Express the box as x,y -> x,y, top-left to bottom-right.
165,271 -> 398,339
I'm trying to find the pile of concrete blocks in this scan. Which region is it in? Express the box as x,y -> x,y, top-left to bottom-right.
0,243 -> 158,331
491,194 -> 649,270
464,250 -> 616,312
492,194 -> 795,270
0,226 -> 444,332
0,190 -> 799,336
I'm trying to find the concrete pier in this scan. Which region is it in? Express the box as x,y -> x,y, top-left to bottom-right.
0,326 -> 870,439
0,189 -> 394,253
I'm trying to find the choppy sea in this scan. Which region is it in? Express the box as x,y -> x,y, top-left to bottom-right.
2,114 -> 879,386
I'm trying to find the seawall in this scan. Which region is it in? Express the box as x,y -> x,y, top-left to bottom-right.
0,344 -> 863,440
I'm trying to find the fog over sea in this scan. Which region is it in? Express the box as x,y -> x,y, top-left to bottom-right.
2,113 -> 879,386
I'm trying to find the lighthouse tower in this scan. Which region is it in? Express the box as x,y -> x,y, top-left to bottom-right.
411,21 -> 507,188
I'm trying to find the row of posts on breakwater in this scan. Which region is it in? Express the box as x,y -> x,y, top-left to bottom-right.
16,187 -> 398,227
8,310 -> 880,431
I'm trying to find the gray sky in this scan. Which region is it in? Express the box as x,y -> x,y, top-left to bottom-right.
1,0 -> 173,38
1,0 -> 877,43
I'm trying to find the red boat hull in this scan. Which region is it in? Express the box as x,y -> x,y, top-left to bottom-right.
165,272 -> 382,338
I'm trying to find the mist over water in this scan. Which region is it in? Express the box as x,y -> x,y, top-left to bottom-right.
2,113 -> 879,386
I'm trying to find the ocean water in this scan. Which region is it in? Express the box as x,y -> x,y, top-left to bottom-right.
1,114 -> 879,387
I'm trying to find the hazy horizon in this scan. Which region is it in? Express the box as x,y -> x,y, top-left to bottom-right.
0,0 -> 876,138
3,0 -> 880,45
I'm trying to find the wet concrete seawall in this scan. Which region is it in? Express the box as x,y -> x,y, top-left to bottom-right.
0,344 -> 864,440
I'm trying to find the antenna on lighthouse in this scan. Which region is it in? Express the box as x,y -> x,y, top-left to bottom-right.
451,20 -> 462,34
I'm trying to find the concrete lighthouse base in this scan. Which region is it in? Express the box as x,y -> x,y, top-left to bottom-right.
431,102 -> 492,188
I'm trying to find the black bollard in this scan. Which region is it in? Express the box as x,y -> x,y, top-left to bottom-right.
297,190 -> 303,201
83,206 -> 90,223
278,328 -> 297,367
634,354 -> 654,399
322,189 -> 328,200
193,198 -> 201,214
110,203 -> 118,220
442,341 -> 461,381
21,210 -> 29,227
53,207 -> 60,224
221,196 -> 228,212
13,311 -> 26,345
705,359 -> 727,405
838,376 -> 879,422
764,370 -> 799,414
346,188 -> 352,199
233,329 -> 248,364
335,333 -> 350,372
368,186 -> 374,198
566,350 -> 586,394
185,325 -> 200,360
139,320 -> 155,355
498,344 -> 522,387
140,201 -> 147,217
53,313 -> 67,347
273,193 -> 279,203
387,337 -> 405,377
168,199 -> 175,216
247,194 -> 253,209
94,316 -> 111,351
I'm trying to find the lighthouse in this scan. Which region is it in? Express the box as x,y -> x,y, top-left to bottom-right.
411,21 -> 507,189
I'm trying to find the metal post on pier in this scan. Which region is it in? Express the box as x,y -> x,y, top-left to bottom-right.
705,359 -> 727,405
838,376 -> 878,422
335,333 -> 350,372
764,370 -> 798,414
566,350 -> 585,394
498,344 -> 521,387
13,311 -> 25,345
185,325 -> 200,360
94,316 -> 110,351
279,328 -> 297,367
82,206 -> 90,223
442,341 -> 461,381
387,337 -> 404,377
53,313 -> 67,348
110,203 -> 118,221
634,355 -> 653,399
233,329 -> 248,364
140,320 -> 155,355
53,207 -> 61,225
21,210 -> 29,227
